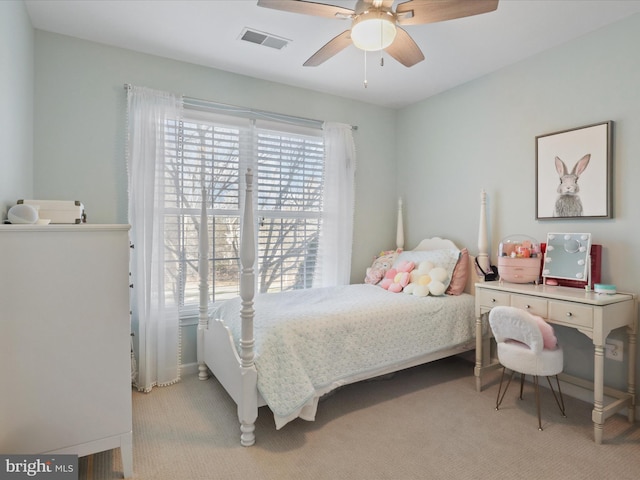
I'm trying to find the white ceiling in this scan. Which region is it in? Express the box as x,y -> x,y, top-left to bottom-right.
24,0 -> 640,108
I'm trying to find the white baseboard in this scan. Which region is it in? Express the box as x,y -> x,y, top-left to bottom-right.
180,362 -> 200,377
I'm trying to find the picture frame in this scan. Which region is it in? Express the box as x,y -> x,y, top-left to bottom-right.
535,121 -> 612,220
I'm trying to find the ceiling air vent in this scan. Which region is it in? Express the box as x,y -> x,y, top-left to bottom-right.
240,28 -> 289,50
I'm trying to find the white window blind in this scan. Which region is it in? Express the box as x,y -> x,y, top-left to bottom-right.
162,105 -> 325,314
256,126 -> 324,293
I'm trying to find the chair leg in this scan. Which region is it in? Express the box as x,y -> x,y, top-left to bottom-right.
495,367 -> 515,411
546,375 -> 567,418
534,375 -> 543,431
502,373 -> 566,430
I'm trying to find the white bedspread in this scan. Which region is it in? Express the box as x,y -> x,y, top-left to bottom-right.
211,284 -> 475,429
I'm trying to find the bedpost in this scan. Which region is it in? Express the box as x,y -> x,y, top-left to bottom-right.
476,189 -> 490,276
239,168 -> 258,447
475,189 -> 490,392
396,197 -> 404,250
198,187 -> 210,381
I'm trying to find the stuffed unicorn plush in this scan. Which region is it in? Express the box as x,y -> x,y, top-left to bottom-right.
364,249 -> 401,285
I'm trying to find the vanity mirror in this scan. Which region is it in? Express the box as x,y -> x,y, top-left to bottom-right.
542,233 -> 592,283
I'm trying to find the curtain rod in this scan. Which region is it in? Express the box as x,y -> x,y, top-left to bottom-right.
124,83 -> 357,131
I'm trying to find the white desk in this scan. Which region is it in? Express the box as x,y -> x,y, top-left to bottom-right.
474,281 -> 637,444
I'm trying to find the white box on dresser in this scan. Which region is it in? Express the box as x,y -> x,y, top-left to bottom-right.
0,224 -> 133,478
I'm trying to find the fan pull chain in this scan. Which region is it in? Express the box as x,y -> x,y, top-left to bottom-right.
363,50 -> 368,88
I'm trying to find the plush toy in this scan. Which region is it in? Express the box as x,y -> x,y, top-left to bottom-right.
380,260 -> 415,293
404,261 -> 434,297
428,267 -> 449,296
403,261 -> 450,297
364,249 -> 401,285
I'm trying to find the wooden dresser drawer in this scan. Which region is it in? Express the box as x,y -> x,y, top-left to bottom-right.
510,295 -> 548,318
548,300 -> 594,329
477,289 -> 511,308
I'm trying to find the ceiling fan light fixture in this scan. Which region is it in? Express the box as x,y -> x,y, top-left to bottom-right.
351,11 -> 397,52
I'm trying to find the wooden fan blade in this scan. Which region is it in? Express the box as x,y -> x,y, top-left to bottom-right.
396,0 -> 499,25
257,0 -> 354,19
304,30 -> 353,66
384,27 -> 425,67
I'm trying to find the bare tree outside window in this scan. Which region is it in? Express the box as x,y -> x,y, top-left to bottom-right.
161,116 -> 325,314
257,130 -> 323,293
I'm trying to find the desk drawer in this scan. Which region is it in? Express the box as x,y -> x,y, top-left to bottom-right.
548,301 -> 593,329
510,295 -> 548,318
478,289 -> 511,308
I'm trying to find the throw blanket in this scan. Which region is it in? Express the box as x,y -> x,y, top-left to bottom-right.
211,284 -> 475,428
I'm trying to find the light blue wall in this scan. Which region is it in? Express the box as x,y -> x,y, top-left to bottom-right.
0,1 -> 34,219
33,30 -> 398,368
397,14 -> 640,389
32,31 -> 398,281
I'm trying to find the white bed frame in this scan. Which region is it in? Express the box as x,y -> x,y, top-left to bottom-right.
197,169 -> 489,446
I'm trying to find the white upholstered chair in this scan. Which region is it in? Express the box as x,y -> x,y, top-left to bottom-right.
488,306 -> 566,431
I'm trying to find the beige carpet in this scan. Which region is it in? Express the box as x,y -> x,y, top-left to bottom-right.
80,357 -> 640,480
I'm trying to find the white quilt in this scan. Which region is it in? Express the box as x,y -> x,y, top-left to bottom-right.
211,284 -> 475,429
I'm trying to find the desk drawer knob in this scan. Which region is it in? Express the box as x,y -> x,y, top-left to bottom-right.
566,312 -> 573,317
525,305 -> 531,309
491,298 -> 497,303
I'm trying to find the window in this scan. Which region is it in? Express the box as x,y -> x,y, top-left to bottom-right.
161,110 -> 325,315
256,128 -> 324,293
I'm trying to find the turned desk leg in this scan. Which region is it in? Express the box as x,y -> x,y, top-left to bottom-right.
628,327 -> 637,423
475,314 -> 483,392
592,343 -> 605,445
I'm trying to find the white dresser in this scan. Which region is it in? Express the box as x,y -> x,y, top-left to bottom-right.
0,225 -> 133,478
474,281 -> 637,444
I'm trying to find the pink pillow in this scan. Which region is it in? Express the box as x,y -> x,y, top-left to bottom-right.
446,248 -> 469,296
531,314 -> 558,349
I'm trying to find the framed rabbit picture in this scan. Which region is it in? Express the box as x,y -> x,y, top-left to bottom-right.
535,121 -> 613,220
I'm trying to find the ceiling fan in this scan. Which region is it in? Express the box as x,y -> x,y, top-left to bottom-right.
257,0 -> 499,67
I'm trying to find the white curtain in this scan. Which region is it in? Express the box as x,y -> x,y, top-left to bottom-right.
315,122 -> 357,287
126,86 -> 183,392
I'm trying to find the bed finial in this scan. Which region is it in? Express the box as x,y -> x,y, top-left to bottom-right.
396,197 -> 404,250
477,189 -> 490,276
